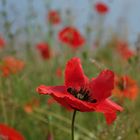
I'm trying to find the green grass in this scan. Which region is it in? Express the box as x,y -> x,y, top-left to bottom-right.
0,45 -> 140,140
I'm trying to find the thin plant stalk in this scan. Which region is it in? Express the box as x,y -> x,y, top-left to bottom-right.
35,108 -> 97,139
71,110 -> 77,140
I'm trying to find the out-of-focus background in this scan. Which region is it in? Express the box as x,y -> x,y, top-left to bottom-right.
0,0 -> 140,140
1,0 -> 140,43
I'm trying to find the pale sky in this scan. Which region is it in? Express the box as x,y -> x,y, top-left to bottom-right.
0,0 -> 140,43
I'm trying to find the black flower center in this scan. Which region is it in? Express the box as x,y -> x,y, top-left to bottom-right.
67,87 -> 97,103
118,79 -> 126,91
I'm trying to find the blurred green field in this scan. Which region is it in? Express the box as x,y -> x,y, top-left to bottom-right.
0,1 -> 140,140
0,44 -> 140,140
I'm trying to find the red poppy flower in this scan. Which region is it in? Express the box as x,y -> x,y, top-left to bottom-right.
37,57 -> 123,124
0,56 -> 25,77
0,124 -> 25,140
47,131 -> 54,140
37,42 -> 51,60
117,41 -> 134,60
113,75 -> 139,100
56,67 -> 62,78
95,2 -> 109,15
59,27 -> 85,49
48,10 -> 61,25
47,98 -> 56,106
24,98 -> 40,114
0,36 -> 6,48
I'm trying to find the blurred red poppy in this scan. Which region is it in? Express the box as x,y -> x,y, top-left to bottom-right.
0,56 -> 25,77
48,10 -> 61,25
95,2 -> 109,15
47,131 -> 54,140
37,42 -> 51,60
117,41 -> 134,60
113,75 -> 139,100
37,57 -> 123,124
56,67 -> 62,78
0,36 -> 6,48
24,98 -> 40,114
47,98 -> 56,106
59,27 -> 85,49
0,124 -> 25,140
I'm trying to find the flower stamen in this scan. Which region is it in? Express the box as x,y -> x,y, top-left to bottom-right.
67,87 -> 97,103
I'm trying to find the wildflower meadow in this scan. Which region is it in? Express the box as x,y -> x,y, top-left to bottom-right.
0,0 -> 140,140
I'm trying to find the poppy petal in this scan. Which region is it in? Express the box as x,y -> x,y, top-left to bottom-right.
37,85 -> 66,97
37,85 -> 72,110
0,124 -> 25,140
95,99 -> 123,124
65,57 -> 88,89
95,2 -> 109,14
37,85 -> 96,111
59,27 -> 85,48
113,75 -> 139,100
89,70 -> 114,102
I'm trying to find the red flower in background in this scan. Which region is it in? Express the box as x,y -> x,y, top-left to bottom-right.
117,41 -> 134,60
56,67 -> 62,78
113,75 -> 139,100
95,2 -> 109,15
24,98 -> 40,114
47,131 -> 54,140
48,10 -> 61,25
47,98 -> 56,106
0,56 -> 25,77
0,124 -> 25,140
59,27 -> 85,49
0,35 -> 6,48
37,42 -> 51,60
37,57 -> 123,124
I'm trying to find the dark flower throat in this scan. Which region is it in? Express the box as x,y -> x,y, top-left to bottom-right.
67,87 -> 97,103
118,79 -> 125,91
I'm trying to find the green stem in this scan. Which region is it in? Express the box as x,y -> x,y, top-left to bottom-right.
71,110 -> 77,140
35,108 -> 97,139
